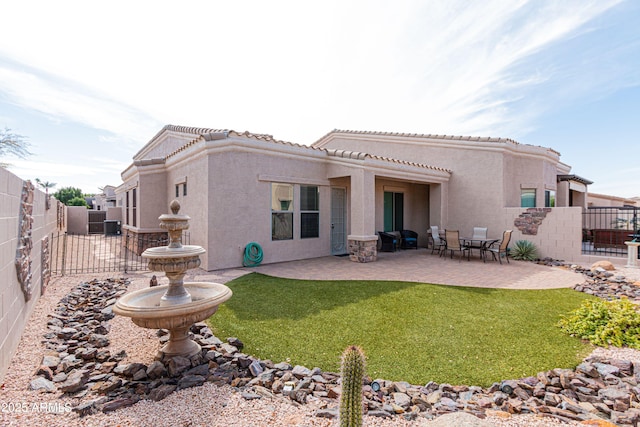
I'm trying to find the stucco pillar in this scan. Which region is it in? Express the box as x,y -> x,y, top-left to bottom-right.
429,182 -> 448,228
556,181 -> 569,207
625,241 -> 640,268
348,169 -> 377,263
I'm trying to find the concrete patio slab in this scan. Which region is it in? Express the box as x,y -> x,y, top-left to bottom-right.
242,248 -> 583,290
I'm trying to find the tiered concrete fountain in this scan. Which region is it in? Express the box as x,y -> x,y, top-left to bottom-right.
113,200 -> 232,359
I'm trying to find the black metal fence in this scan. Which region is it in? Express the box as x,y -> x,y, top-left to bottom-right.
582,206 -> 640,257
50,231 -> 190,275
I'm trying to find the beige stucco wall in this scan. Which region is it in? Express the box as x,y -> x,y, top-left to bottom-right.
106,206 -> 122,222
318,136 -> 504,234
0,168 -> 59,384
499,207 -> 583,262
202,140 -> 332,270
317,135 -> 567,241
67,206 -> 88,234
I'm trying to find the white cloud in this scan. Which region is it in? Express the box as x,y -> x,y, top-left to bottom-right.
0,64 -> 160,146
0,0 -> 627,143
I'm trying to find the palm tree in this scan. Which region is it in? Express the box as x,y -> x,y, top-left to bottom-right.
35,178 -> 56,209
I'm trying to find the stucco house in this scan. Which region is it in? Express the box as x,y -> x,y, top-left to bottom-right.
116,125 -> 592,270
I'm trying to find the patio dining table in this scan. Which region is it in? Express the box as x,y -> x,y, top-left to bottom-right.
460,236 -> 500,261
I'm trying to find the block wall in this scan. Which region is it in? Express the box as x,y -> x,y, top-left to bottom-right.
0,167 -> 60,384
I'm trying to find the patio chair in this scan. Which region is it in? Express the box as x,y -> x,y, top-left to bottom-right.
378,231 -> 398,252
429,226 -> 446,255
467,227 -> 488,256
443,230 -> 470,261
400,230 -> 418,249
485,230 -> 512,264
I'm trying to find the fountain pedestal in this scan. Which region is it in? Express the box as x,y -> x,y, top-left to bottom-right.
114,200 -> 232,359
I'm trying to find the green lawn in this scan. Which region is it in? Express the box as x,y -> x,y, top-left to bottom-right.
209,273 -> 594,386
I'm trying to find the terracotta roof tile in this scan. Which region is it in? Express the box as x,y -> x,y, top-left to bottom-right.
315,129 -> 561,156
325,149 -> 451,173
155,125 -> 449,173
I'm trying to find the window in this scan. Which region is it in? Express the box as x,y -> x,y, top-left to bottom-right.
300,186 -> 319,238
545,190 -> 555,208
521,189 -> 536,208
125,192 -> 130,225
271,183 -> 293,240
183,183 -> 187,196
383,191 -> 404,231
132,188 -> 137,227
175,185 -> 179,198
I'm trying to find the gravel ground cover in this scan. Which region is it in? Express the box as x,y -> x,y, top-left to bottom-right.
1,266 -> 639,427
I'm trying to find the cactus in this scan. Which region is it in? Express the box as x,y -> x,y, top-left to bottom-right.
339,345 -> 366,427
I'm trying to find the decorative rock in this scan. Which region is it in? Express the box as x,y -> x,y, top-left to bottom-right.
428,412 -> 494,427
167,356 -> 191,377
220,343 -> 238,354
148,384 -> 177,401
123,362 -> 147,377
241,391 -> 262,400
101,396 -> 139,412
315,408 -> 339,418
52,372 -> 67,383
185,363 -> 209,377
29,377 -> 56,392
249,360 -> 264,377
35,365 -> 54,381
177,374 -> 205,390
591,261 -> 615,271
58,369 -> 90,393
41,354 -> 60,368
274,362 -> 292,371
146,361 -> 167,379
227,337 -> 244,349
72,401 -> 97,417
392,392 -> 412,409
292,365 -> 312,378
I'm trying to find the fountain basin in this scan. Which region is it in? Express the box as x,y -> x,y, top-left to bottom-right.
143,245 -> 206,259
113,282 -> 232,330
114,282 -> 232,358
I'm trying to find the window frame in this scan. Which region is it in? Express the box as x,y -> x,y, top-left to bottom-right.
300,185 -> 319,239
271,183 -> 294,241
521,189 -> 536,208
545,190 -> 555,208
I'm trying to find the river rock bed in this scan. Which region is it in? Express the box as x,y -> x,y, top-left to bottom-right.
535,257 -> 640,301
29,277 -> 640,425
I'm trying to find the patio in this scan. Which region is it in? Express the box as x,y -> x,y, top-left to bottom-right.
241,248 -> 583,290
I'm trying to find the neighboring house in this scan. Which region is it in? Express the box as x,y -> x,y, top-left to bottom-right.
93,185 -> 117,210
116,125 -> 594,271
588,192 -> 638,208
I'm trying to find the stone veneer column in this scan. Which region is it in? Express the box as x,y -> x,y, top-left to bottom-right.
348,235 -> 378,263
348,169 -> 377,263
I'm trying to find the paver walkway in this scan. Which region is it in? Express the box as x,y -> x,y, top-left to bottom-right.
194,248 -> 586,289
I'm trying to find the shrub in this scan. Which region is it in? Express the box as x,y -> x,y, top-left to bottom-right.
67,196 -> 89,207
510,240 -> 538,261
558,298 -> 640,348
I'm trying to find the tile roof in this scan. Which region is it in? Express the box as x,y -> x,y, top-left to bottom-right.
155,125 -> 448,173
325,149 -> 451,173
161,125 -> 325,161
315,129 -> 561,156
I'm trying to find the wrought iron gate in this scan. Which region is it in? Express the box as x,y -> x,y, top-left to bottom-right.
582,206 -> 640,257
49,232 -> 190,275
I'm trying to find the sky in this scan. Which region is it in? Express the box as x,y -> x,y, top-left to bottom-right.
0,0 -> 639,198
